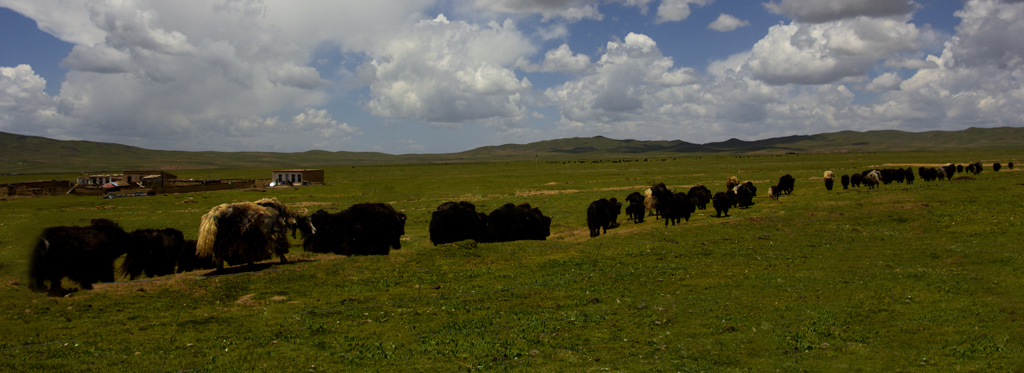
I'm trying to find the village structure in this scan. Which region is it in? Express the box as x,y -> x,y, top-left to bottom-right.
4,169 -> 324,198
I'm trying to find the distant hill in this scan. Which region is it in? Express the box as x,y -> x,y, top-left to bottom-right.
2,127 -> 1023,174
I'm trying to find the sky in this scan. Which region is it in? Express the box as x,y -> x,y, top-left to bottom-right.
0,0 -> 1021,154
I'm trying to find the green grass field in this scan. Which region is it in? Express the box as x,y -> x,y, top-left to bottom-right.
1,150 -> 1023,371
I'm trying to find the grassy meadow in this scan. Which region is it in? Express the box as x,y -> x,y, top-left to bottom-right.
1,149 -> 1023,371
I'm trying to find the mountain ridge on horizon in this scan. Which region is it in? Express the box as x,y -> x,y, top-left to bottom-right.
2,126 -> 1023,174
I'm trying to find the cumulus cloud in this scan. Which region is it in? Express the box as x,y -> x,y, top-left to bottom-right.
708,13 -> 750,32
655,0 -> 709,24
864,72 -> 902,91
472,0 -> 602,21
516,44 -> 591,73
947,0 -> 1024,69
362,15 -> 534,124
747,17 -> 930,85
0,65 -> 66,136
764,0 -> 918,23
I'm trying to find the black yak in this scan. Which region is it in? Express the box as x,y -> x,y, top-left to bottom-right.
587,198 -> 622,237
660,193 -> 695,226
487,203 -> 552,242
1009,162 -> 1014,170
904,167 -> 915,184
840,175 -> 850,189
197,198 -> 310,269
824,171 -> 835,191
712,192 -> 733,217
993,162 -> 1002,172
29,219 -> 132,295
303,203 -> 407,255
625,192 -> 646,223
430,201 -> 487,245
121,228 -> 187,280
175,240 -> 215,273
733,182 -> 756,208
648,183 -> 672,218
778,174 -> 795,195
850,173 -> 862,187
687,185 -> 711,210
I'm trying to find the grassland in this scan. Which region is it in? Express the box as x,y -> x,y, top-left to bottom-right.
1,149 -> 1023,371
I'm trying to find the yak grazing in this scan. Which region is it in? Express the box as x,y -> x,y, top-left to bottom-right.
587,198 -> 622,237
430,201 -> 487,245
29,219 -> 133,295
687,186 -> 712,210
625,192 -> 646,223
660,193 -> 696,226
303,203 -> 407,255
823,171 -> 836,191
777,174 -> 795,195
121,228 -> 188,280
197,198 -> 311,269
487,203 -> 552,242
840,175 -> 850,189
712,192 -> 733,217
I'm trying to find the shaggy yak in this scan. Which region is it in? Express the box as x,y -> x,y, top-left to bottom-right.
850,173 -> 863,187
175,239 -> 215,273
197,198 -> 311,269
487,203 -> 552,242
993,162 -> 1002,172
660,193 -> 696,226
121,228 -> 188,280
587,198 -> 622,237
687,185 -> 712,210
648,183 -> 672,218
712,192 -> 733,217
303,203 -> 407,255
777,174 -> 795,195
726,176 -> 740,191
643,188 -> 656,217
768,185 -> 780,200
29,219 -> 133,295
824,171 -> 836,191
732,182 -> 756,208
430,201 -> 487,245
904,167 -> 915,184
1009,162 -> 1015,170
840,175 -> 850,189
625,192 -> 646,223
863,170 -> 882,189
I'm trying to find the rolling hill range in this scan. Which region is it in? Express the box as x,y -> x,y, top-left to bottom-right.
2,126 -> 1023,174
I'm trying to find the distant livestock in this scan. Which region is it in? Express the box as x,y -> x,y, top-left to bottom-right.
625,192 -> 645,223
840,175 -> 850,189
121,228 -> 187,280
768,185 -> 779,201
863,170 -> 883,189
732,182 -> 756,208
643,188 -> 656,217
29,219 -> 132,295
993,162 -> 1002,172
304,203 -> 406,255
197,198 -> 311,269
777,175 -> 795,195
1009,162 -> 1014,170
487,203 -> 552,242
712,192 -> 733,217
430,201 -> 487,245
648,183 -> 672,218
904,167 -> 914,184
587,198 -> 622,237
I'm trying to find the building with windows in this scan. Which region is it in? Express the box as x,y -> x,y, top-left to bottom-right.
271,169 -> 324,185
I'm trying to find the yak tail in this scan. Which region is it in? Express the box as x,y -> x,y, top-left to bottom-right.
28,237 -> 48,292
196,209 -> 220,259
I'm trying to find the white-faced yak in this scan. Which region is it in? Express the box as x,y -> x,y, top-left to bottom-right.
29,219 -> 132,295
197,198 -> 309,270
824,171 -> 835,191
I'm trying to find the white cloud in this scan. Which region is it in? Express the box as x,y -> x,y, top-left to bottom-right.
472,0 -> 603,22
864,72 -> 902,91
362,15 -> 535,124
764,0 -> 918,23
746,17 -> 930,85
655,0 -> 709,24
708,13 -> 750,32
947,0 -> 1024,70
0,65 -> 66,136
516,44 -> 591,73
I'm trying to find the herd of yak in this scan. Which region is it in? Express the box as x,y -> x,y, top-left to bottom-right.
27,161 -> 1011,295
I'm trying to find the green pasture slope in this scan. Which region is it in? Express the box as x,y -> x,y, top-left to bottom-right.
1,149 -> 1023,371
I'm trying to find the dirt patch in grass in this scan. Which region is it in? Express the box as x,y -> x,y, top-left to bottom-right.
515,189 -> 581,197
